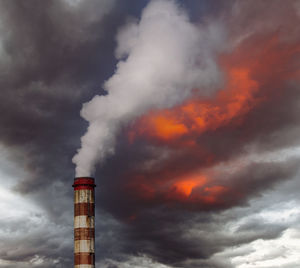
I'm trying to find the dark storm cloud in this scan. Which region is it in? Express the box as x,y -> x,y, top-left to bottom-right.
91,0 -> 300,267
0,0 -> 119,194
96,154 -> 300,266
0,0 -> 140,267
0,4 -> 121,263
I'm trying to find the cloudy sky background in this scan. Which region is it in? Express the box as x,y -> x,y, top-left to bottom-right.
0,0 -> 299,267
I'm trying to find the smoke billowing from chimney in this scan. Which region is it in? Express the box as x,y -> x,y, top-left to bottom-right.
72,0 -> 224,177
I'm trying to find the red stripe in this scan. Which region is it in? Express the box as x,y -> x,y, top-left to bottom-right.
74,228 -> 95,240
74,253 -> 94,265
74,185 -> 95,190
74,203 -> 95,216
73,177 -> 96,187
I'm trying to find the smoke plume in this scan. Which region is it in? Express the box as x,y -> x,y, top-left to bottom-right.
72,0 -> 224,176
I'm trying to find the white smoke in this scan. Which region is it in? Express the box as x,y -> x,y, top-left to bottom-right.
72,0 -> 225,176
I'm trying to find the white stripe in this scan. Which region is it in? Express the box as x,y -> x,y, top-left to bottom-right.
74,265 -> 94,268
74,239 -> 95,253
74,190 -> 94,204
74,216 -> 94,228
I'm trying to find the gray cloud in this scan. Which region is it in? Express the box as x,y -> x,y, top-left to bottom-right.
0,0 -> 120,267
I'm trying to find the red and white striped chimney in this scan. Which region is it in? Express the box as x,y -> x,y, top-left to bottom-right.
73,177 -> 96,268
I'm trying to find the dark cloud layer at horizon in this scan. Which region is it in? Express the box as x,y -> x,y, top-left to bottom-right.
0,1 -> 299,268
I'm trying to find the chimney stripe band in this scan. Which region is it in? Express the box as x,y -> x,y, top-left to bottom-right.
74,265 -> 94,268
74,185 -> 95,190
74,216 -> 94,228
74,240 -> 95,253
74,203 -> 95,216
74,253 -> 94,265
74,228 -> 95,240
73,178 -> 95,186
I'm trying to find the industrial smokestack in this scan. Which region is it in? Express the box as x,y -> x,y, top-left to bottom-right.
73,177 -> 96,268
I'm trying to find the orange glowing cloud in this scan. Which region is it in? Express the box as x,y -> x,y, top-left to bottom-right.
173,176 -> 207,197
165,174 -> 228,205
125,172 -> 229,208
129,66 -> 260,144
144,116 -> 189,141
123,35 -> 300,210
128,35 -> 300,146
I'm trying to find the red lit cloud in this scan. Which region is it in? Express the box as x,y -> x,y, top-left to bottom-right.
119,33 -> 300,212
94,4 -> 300,265
129,35 -> 299,146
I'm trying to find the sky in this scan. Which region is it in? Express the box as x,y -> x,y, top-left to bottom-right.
0,0 -> 299,267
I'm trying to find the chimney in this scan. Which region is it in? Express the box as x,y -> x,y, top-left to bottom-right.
73,177 -> 96,268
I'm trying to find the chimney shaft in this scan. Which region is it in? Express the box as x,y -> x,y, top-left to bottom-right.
73,177 -> 96,268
